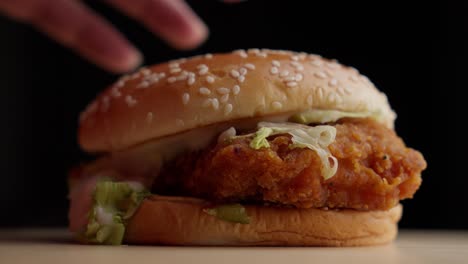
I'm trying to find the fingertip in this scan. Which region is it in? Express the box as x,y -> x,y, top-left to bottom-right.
172,21 -> 209,50
109,47 -> 143,73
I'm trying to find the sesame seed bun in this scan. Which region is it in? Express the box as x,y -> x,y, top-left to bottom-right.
125,195 -> 402,246
78,49 -> 395,152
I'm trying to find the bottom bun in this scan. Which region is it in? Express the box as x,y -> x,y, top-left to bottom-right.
125,195 -> 402,246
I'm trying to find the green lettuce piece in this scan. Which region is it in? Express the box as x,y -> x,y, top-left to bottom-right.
289,109 -> 373,124
204,204 -> 250,224
83,181 -> 149,245
249,127 -> 273,149
233,122 -> 338,180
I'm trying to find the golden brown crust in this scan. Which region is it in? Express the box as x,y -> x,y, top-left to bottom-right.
78,49 -> 395,152
125,195 -> 402,246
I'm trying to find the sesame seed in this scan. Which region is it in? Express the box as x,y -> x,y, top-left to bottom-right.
248,48 -> 260,54
202,98 -> 212,107
111,87 -> 122,98
272,101 -> 283,110
280,70 -> 289,77
244,63 -> 256,70
327,93 -> 336,103
284,76 -> 296,82
310,60 -> 323,67
295,65 -> 304,71
220,93 -> 229,103
230,69 -> 240,78
159,72 -> 166,78
196,64 -> 207,69
170,68 -> 181,74
216,87 -> 230,94
125,95 -> 137,107
344,86 -> 352,94
233,85 -> 240,95
199,87 -> 211,95
315,71 -> 327,79
176,119 -> 185,126
169,62 -> 179,68
290,61 -> 301,67
348,66 -> 359,74
287,81 -> 298,87
270,67 -> 279,75
308,54 -> 322,60
182,93 -> 190,105
146,112 -> 153,124
295,73 -> 303,82
141,68 -> 151,76
137,81 -> 150,89
350,75 -> 359,82
307,94 -> 313,106
206,76 -> 215,83
239,67 -> 247,75
238,75 -> 245,83
324,69 -> 334,77
317,87 -> 324,99
291,55 -> 299,61
205,53 -> 213,59
147,74 -> 159,83
187,76 -> 195,85
198,67 -> 208,75
224,103 -> 233,115
326,62 -> 340,69
188,72 -> 195,78
176,73 -> 188,81
329,78 -> 338,86
130,72 -> 140,79
116,80 -> 125,88
167,77 -> 177,83
272,60 -> 281,67
234,49 -> 248,58
256,52 -> 267,58
212,98 -> 219,110
337,87 -> 345,96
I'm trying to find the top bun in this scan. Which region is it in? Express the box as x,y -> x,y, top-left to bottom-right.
79,49 -> 395,152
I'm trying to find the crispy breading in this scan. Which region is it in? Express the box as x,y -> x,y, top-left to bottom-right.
155,118 -> 426,210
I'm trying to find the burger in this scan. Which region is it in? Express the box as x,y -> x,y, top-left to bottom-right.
69,49 -> 426,246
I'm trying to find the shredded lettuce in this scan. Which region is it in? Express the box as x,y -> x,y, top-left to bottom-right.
289,109 -> 373,124
247,122 -> 338,180
83,180 -> 149,245
250,127 -> 273,149
203,204 -> 250,224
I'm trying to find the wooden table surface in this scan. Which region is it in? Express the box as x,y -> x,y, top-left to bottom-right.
1,229 -> 467,264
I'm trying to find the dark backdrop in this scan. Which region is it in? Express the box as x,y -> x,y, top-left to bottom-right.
0,1 -> 464,229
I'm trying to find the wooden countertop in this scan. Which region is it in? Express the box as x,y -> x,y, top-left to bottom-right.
1,229 -> 467,264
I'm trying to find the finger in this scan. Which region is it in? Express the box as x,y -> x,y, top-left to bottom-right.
106,0 -> 208,50
0,0 -> 141,73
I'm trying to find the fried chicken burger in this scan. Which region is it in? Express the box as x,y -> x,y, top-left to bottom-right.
69,49 -> 426,246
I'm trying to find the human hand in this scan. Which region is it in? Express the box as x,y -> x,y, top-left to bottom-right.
0,0 -> 238,73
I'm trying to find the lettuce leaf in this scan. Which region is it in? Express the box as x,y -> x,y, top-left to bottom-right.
203,204 -> 250,224
248,122 -> 338,180
83,180 -> 149,245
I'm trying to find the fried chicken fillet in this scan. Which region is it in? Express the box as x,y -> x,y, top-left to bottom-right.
155,118 -> 426,210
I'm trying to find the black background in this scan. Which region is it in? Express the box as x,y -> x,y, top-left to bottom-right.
0,1 -> 464,229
